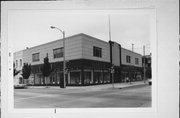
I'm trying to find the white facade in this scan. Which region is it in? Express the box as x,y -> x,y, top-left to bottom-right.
23,33 -> 110,65
121,48 -> 142,67
81,34 -> 110,62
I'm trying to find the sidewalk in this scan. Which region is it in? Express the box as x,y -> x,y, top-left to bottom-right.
28,81 -> 148,90
66,81 -> 147,91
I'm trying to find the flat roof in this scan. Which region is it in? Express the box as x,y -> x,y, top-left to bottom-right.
22,33 -> 109,51
121,47 -> 142,56
15,33 -> 142,56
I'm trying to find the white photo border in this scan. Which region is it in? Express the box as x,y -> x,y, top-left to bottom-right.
1,1 -> 178,118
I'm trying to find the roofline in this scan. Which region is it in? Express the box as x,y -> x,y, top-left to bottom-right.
14,33 -> 142,57
23,33 -> 86,51
80,33 -> 109,44
18,33 -> 109,52
109,40 -> 142,56
121,47 -> 142,56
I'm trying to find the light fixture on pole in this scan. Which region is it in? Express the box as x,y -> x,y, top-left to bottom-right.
50,26 -> 66,88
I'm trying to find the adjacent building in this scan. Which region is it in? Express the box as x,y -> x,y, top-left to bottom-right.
142,54 -> 152,79
14,33 -> 143,86
13,50 -> 23,84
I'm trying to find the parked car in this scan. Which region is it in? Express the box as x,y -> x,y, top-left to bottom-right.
147,78 -> 152,85
14,84 -> 27,89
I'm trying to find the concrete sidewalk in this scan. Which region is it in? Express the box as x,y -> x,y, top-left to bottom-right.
66,81 -> 147,90
27,81 -> 148,90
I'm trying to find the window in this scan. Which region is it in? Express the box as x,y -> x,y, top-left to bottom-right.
16,60 -> 18,67
32,53 -> 40,62
135,58 -> 139,65
126,55 -> 131,63
20,59 -> 22,67
53,48 -> 63,58
93,46 -> 102,57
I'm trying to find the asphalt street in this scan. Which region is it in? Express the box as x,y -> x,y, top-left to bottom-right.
14,84 -> 151,108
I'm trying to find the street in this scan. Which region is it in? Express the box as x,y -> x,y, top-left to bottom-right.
14,84 -> 151,108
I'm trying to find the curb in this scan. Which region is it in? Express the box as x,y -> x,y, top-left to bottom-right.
26,82 -> 147,90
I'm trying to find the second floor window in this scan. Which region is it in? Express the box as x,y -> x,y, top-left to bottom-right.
93,46 -> 102,58
32,53 -> 40,62
16,60 -> 18,67
20,59 -> 22,67
53,48 -> 63,58
126,55 -> 131,63
135,58 -> 139,65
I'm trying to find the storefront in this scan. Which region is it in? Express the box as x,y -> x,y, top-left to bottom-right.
29,59 -> 111,86
120,65 -> 143,82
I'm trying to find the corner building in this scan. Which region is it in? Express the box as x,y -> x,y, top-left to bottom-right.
15,33 -> 143,86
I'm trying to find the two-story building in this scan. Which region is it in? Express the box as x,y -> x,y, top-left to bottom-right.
14,33 -> 143,86
142,54 -> 152,79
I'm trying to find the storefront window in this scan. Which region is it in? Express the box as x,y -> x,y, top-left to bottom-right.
35,73 -> 43,85
84,72 -> 91,84
94,72 -> 102,84
104,72 -> 110,83
70,72 -> 80,84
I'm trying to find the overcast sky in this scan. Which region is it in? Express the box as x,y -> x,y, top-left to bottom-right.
8,10 -> 151,55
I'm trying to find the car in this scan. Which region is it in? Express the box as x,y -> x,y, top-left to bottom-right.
147,79 -> 152,85
14,84 -> 27,89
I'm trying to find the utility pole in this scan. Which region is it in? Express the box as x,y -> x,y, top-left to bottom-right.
51,26 -> 66,88
108,15 -> 111,41
108,15 -> 114,88
143,45 -> 146,83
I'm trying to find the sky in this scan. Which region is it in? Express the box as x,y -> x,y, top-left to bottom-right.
8,10 -> 151,55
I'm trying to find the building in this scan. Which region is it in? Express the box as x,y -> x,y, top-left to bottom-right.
14,33 -> 143,86
13,50 -> 24,84
109,41 -> 143,83
142,54 -> 152,79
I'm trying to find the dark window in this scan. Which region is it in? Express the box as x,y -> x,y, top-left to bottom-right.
135,58 -> 139,65
93,46 -> 102,57
126,55 -> 131,63
32,53 -> 40,62
53,48 -> 63,58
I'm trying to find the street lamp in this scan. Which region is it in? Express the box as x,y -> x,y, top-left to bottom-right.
51,26 -> 66,88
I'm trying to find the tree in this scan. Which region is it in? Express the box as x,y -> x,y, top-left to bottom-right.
21,63 -> 31,84
14,62 -> 20,77
14,69 -> 20,77
40,54 -> 53,87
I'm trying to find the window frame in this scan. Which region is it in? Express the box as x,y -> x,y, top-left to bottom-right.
126,55 -> 131,63
32,53 -> 40,62
16,60 -> 18,67
93,46 -> 102,58
53,47 -> 64,59
20,59 -> 22,67
135,58 -> 139,65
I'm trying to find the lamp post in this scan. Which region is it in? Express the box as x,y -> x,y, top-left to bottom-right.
50,26 -> 66,88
